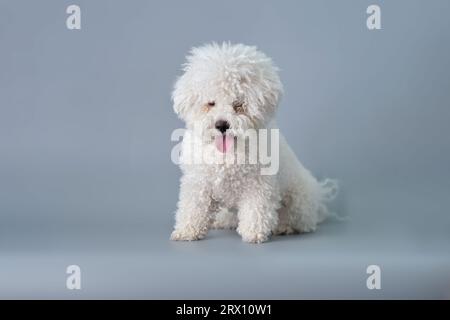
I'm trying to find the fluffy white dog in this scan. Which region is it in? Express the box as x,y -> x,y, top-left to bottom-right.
170,43 -> 337,243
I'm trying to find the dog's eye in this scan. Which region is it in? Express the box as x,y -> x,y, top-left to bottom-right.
203,101 -> 215,112
233,101 -> 244,113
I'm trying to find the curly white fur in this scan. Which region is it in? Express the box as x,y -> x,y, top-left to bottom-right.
170,43 -> 337,243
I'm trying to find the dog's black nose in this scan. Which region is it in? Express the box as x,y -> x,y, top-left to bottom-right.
215,120 -> 230,134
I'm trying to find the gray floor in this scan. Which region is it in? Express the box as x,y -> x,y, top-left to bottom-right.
1,184 -> 450,299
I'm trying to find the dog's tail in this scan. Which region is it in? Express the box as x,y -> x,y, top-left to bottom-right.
317,178 -> 344,222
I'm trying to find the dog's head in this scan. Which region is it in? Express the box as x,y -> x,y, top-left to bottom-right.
172,43 -> 283,153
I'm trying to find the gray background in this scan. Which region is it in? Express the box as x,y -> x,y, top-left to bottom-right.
1,0 -> 449,299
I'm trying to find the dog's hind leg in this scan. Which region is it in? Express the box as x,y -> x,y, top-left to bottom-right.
284,176 -> 338,233
286,187 -> 319,233
273,198 -> 297,235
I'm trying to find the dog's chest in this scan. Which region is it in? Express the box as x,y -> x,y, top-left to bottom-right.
209,164 -> 257,206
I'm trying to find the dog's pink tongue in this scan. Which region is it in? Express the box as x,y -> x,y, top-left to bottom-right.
215,135 -> 234,153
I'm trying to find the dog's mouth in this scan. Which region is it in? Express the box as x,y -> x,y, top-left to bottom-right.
214,134 -> 234,153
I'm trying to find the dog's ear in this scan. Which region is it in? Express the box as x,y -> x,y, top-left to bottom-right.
172,75 -> 194,120
247,66 -> 284,122
263,75 -> 283,114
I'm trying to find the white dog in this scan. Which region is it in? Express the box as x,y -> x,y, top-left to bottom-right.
170,43 -> 337,243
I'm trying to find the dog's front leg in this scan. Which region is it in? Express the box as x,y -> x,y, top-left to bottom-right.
236,180 -> 280,243
170,177 -> 213,241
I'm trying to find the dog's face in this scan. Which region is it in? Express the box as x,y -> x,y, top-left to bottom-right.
172,43 -> 283,153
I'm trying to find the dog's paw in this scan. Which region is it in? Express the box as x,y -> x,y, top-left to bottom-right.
239,231 -> 270,244
170,228 -> 206,241
211,208 -> 238,230
272,224 -> 297,236
294,216 -> 318,233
